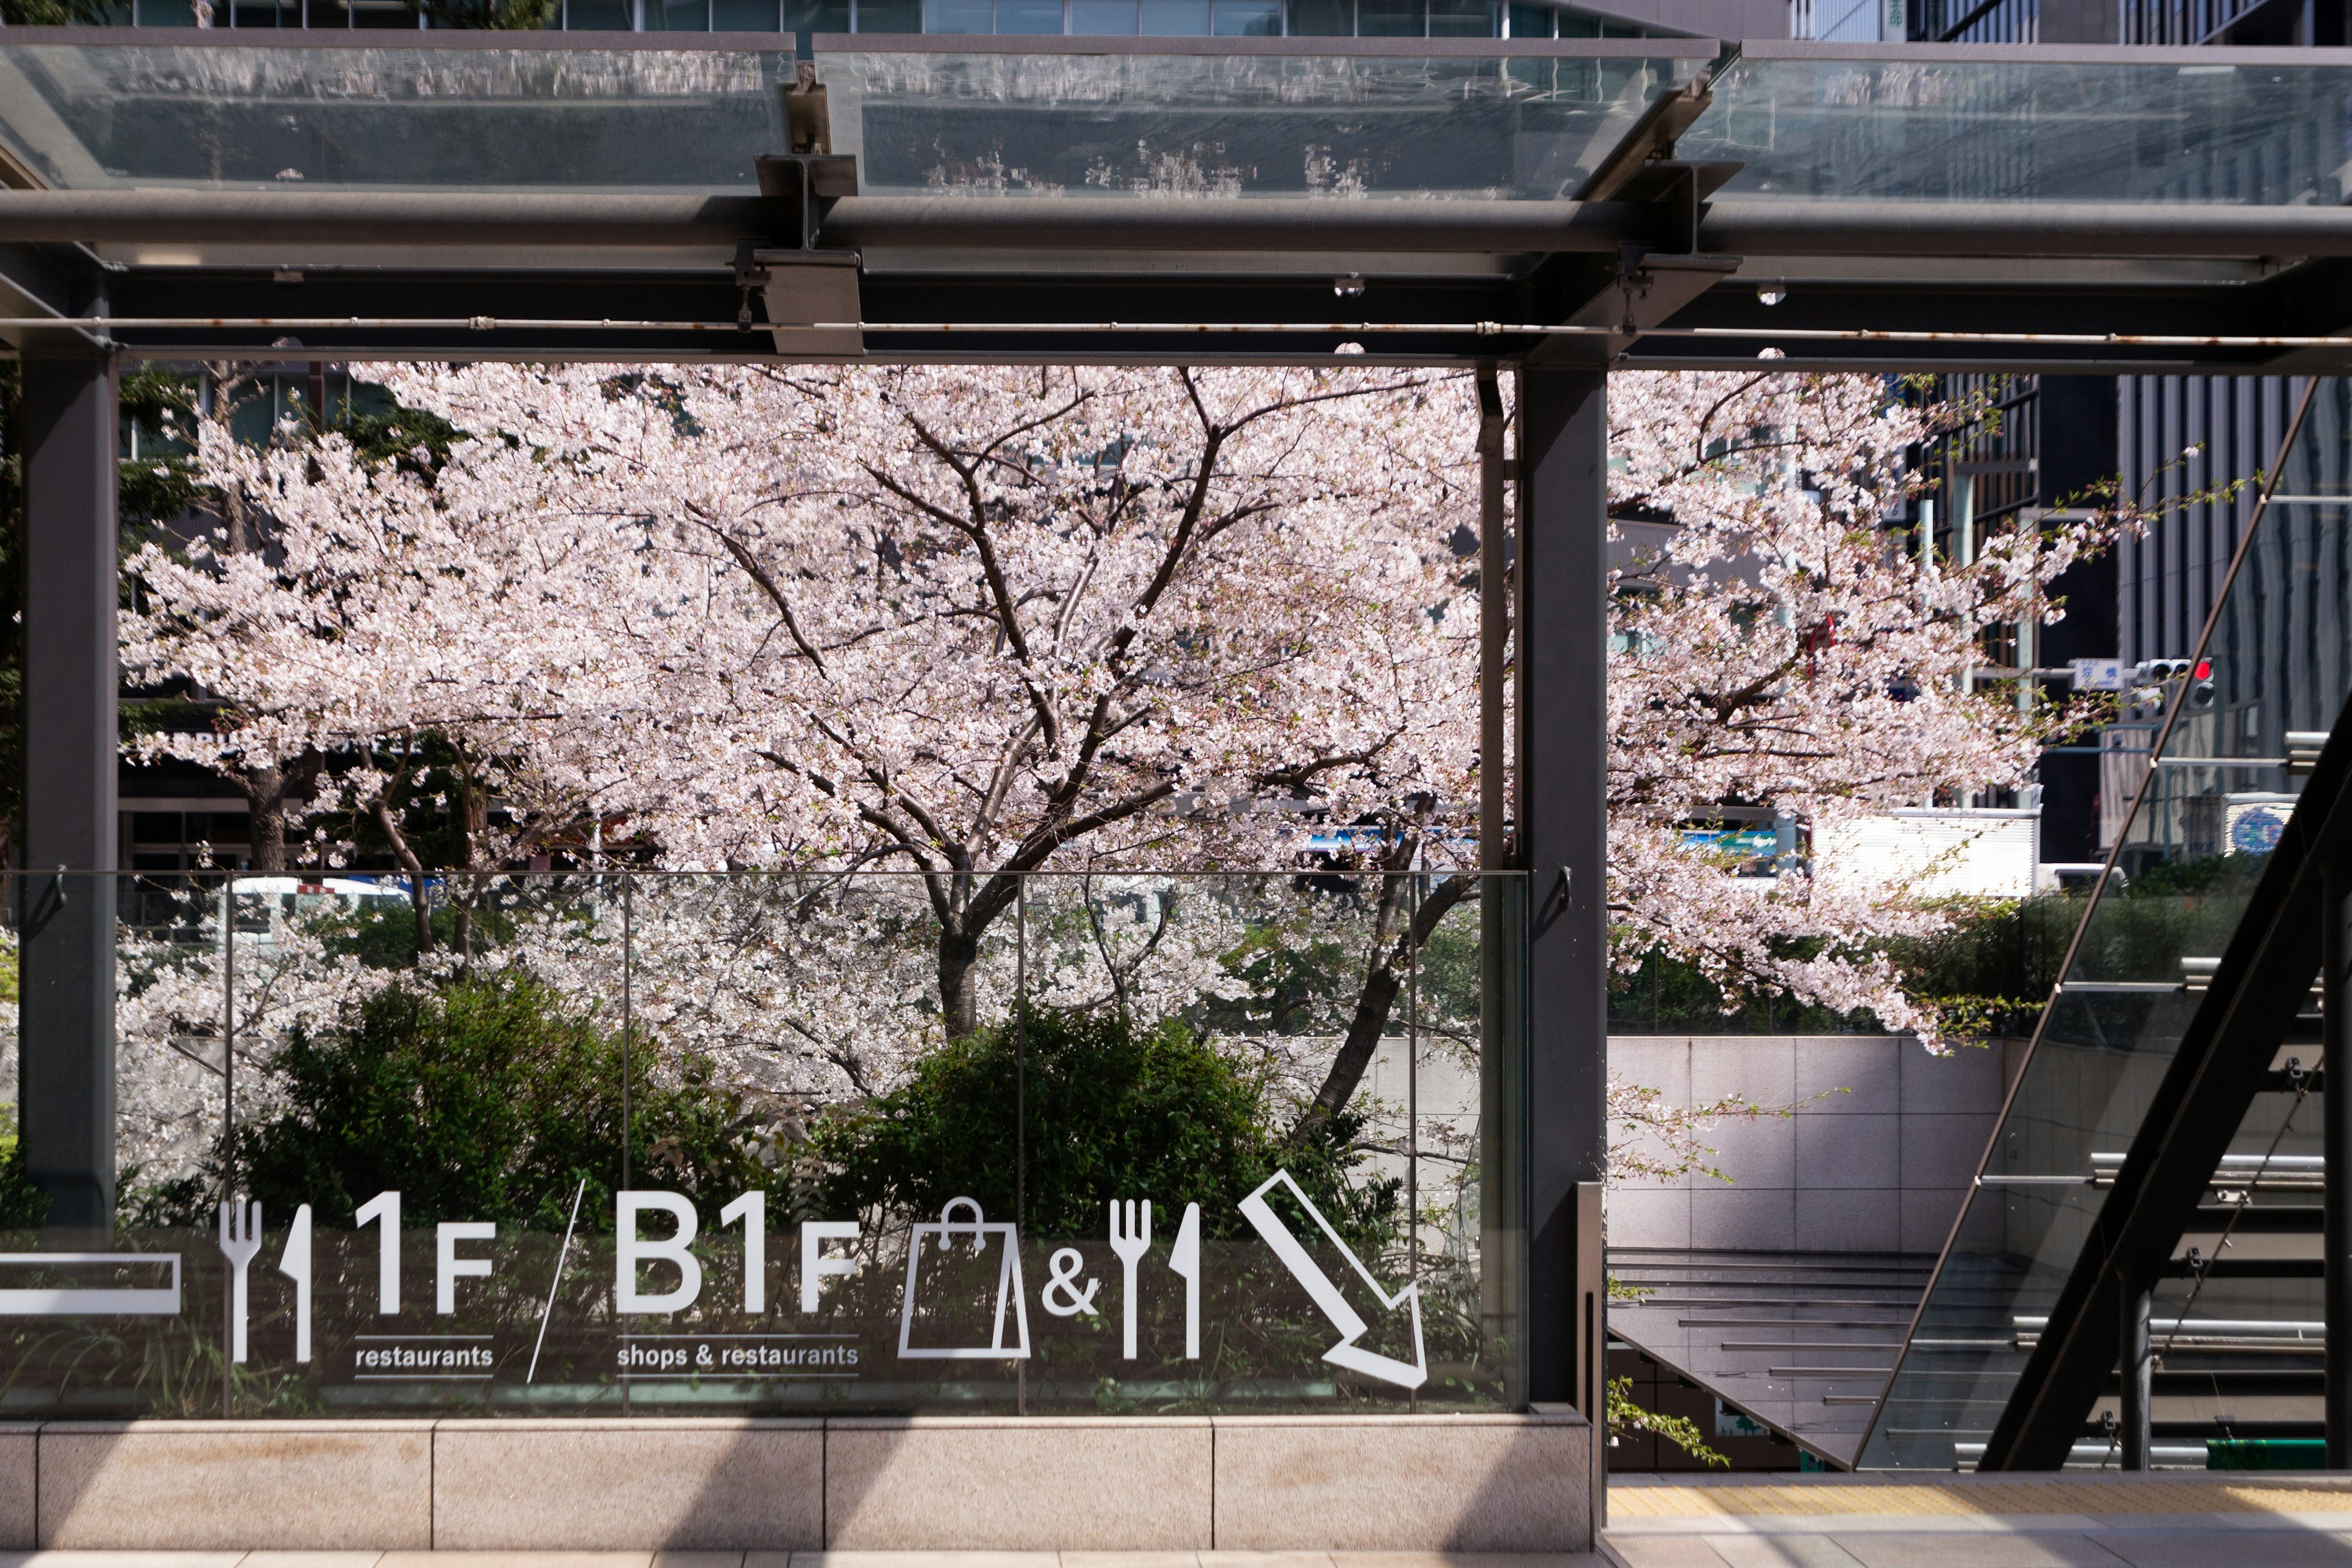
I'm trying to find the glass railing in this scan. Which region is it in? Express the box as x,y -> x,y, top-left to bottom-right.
0,866 -> 1522,1419
1856,378 -> 2352,1470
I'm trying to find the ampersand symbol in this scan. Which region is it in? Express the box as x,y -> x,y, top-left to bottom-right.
1039,1247 -> 1101,1317
696,1341 -> 713,1367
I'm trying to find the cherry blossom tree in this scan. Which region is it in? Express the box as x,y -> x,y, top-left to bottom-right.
118,362 -> 2141,1159
350,363 -> 1483,1039
1602,370 -> 2128,1049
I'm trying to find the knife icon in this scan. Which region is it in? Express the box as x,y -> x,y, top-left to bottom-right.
1169,1201 -> 1201,1360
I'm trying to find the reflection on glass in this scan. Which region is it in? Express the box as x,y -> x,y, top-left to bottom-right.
1355,0 -> 1422,32
1686,53 -> 2352,206
1071,0 -> 1140,29
1210,0 -> 1281,32
1857,382 -> 2352,1469
0,43 -> 786,190
820,45 -> 1708,198
0,869 -> 1522,1418
1140,0 -> 1212,30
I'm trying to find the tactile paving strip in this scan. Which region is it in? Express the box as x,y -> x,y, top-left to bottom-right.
1609,1477 -> 2352,1518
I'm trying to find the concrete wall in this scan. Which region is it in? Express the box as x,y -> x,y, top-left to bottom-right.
0,1412 -> 1591,1552
1607,1035 -> 2021,1254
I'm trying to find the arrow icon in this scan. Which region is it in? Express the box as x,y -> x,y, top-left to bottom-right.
1238,1169 -> 1427,1390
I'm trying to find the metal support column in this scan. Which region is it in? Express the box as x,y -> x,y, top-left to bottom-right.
18,352 -> 119,1234
2120,1270 -> 2152,1470
2327,862 -> 2352,1466
1476,364 -> 1526,1376
1516,368 -> 1610,1422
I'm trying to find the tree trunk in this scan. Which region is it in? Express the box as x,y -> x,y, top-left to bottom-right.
450,769 -> 488,963
241,763 -> 288,872
938,924 -> 981,1041
1292,872 -> 1475,1142
372,793 -> 432,956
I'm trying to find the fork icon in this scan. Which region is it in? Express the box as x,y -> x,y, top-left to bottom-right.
217,1198 -> 262,1365
1107,1199 -> 1151,1360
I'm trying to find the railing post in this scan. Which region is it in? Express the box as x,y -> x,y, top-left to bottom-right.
18,350 -> 119,1235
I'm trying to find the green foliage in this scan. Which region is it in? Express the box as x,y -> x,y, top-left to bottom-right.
807,1005 -> 1396,1246
118,364 -> 205,530
0,1106 -> 50,1231
212,969 -> 782,1233
1608,1374 -> 1728,1468
0,0 -> 123,21
407,0 -> 555,24
1611,892 -> 2090,1039
335,391 -> 465,476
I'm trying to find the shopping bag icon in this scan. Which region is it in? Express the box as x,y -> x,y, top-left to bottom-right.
896,1196 -> 1031,1360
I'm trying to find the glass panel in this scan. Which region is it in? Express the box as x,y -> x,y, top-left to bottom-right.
856,0 -> 926,30
0,867 -> 1525,1417
1684,47 -> 2352,206
998,0 -> 1068,29
1009,871 -> 1520,1414
1137,0 -> 1210,29
1858,380 -> 2352,1469
647,0 -> 712,27
1071,0 -> 1140,29
1504,1 -> 1553,34
1210,0 -> 1281,32
1354,0 -> 1422,32
712,0 -> 779,24
0,43 -> 787,190
0,37 -> 1703,198
819,43 -> 1712,198
1289,0 -> 1353,30
783,0 -> 853,30
1427,0 -> 1492,34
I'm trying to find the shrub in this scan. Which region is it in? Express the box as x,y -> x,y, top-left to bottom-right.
213,969 -> 781,1232
805,1005 -> 1395,1246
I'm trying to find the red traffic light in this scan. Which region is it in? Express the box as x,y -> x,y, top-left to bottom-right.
2194,660 -> 2211,680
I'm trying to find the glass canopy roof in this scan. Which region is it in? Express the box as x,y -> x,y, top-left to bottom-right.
0,33 -> 1709,198
11,34 -> 2352,208
1685,42 -> 2352,206
815,39 -> 1705,199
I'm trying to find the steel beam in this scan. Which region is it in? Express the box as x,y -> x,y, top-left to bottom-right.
1695,200 -> 2352,258
17,350 -> 118,1235
2329,860 -> 2352,1468
21,190 -> 2352,260
0,190 -> 1648,255
1516,368 -> 1610,1415
2120,1274 -> 2152,1469
0,191 -> 788,249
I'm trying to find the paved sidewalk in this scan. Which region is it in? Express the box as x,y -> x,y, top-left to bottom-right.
1604,1472 -> 2352,1567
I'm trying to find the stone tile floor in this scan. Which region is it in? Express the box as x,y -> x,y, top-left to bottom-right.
0,1558 -> 1605,1568
1603,1471 -> 2352,1567
13,1474 -> 2352,1568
